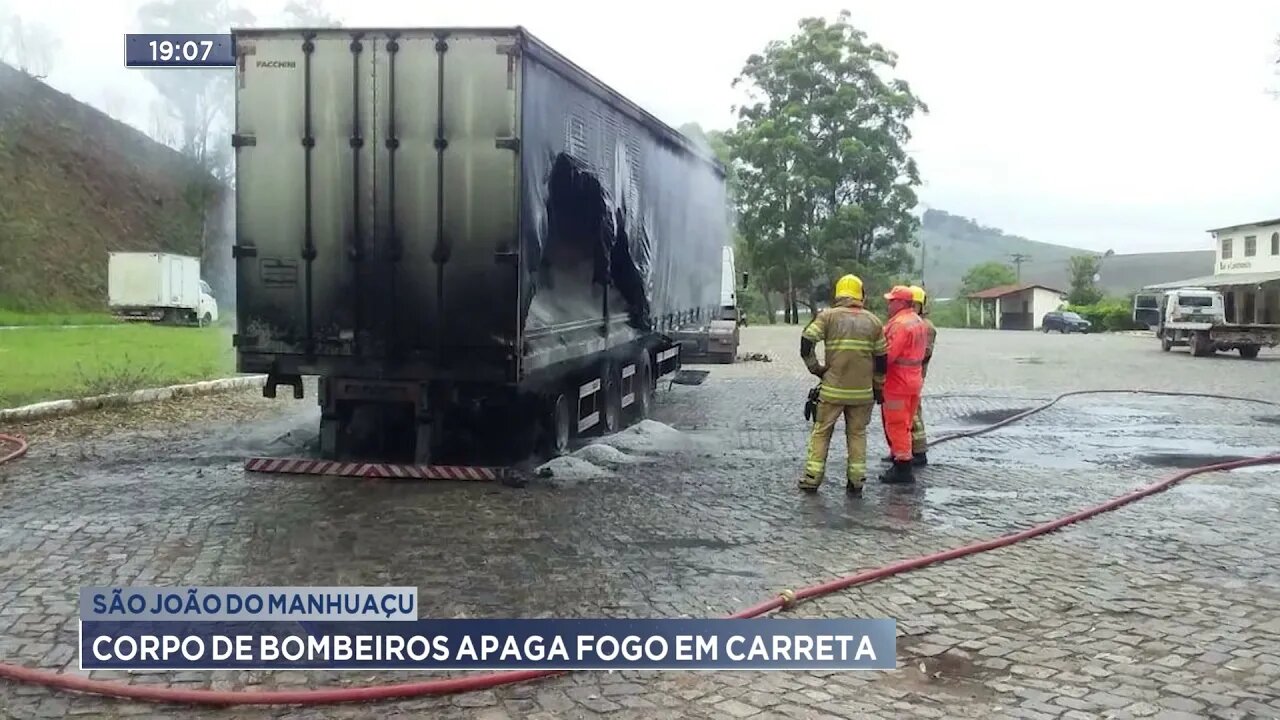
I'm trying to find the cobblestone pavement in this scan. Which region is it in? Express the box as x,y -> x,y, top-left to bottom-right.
1,327 -> 1278,719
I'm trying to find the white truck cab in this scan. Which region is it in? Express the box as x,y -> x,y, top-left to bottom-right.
1134,287 -> 1278,358
197,280 -> 219,326
672,246 -> 743,363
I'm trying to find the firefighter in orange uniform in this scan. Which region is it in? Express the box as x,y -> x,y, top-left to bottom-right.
883,285 -> 936,466
878,286 -> 929,484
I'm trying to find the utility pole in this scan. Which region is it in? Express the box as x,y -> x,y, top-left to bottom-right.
920,234 -> 927,288
1009,253 -> 1031,282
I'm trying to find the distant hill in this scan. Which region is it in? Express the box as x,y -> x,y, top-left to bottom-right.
0,63 -> 222,312
917,209 -> 1211,299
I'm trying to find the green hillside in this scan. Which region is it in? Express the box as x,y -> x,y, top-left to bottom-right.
917,209 -> 1087,298
916,209 -> 1212,298
0,63 -> 213,312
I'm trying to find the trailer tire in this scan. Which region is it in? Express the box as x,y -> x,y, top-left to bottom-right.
633,353 -> 654,420
1239,345 -> 1260,359
319,416 -> 341,460
547,392 -> 571,456
601,363 -> 623,434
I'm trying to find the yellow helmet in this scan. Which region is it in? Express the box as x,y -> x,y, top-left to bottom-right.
834,274 -> 864,301
909,285 -> 927,305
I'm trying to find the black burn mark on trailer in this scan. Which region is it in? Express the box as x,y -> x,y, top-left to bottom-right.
536,153 -> 651,332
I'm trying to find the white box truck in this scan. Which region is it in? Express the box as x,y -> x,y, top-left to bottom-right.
107,252 -> 218,325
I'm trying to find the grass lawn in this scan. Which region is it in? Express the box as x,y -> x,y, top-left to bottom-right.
0,324 -> 236,408
0,309 -> 118,327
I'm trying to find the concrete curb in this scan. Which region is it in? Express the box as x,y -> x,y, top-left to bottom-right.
0,375 -> 267,424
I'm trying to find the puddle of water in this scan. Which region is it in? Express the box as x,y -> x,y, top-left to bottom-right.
1228,465 -> 1280,474
635,537 -> 739,550
1074,405 -> 1174,422
958,408 -> 1033,425
943,448 -> 1096,471
1136,453 -> 1254,469
924,487 -> 1020,504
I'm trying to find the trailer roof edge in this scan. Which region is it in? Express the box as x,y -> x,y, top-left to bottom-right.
229,25 -> 728,179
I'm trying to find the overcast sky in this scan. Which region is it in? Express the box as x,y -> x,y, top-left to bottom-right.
8,0 -> 1280,254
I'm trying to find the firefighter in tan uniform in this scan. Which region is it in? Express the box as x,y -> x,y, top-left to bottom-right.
799,274 -> 888,494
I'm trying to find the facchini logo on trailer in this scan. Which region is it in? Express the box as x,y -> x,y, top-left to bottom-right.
79,587 -> 897,671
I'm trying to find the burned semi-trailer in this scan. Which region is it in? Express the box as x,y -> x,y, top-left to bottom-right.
230,27 -> 730,464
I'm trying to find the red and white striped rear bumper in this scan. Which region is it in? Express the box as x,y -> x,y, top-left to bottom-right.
243,457 -> 504,481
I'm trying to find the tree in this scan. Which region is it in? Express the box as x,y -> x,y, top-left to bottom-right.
136,0 -> 253,300
0,14 -> 60,79
1068,254 -> 1104,305
137,0 -> 252,175
959,261 -> 1017,295
725,11 -> 927,324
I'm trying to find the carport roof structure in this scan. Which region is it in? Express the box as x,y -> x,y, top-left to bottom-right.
1142,270 -> 1280,290
965,283 -> 1065,299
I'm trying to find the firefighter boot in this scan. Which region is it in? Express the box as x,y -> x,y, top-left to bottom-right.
878,459 -> 915,484
881,452 -> 927,466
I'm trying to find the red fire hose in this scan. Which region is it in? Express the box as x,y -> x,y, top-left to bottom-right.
0,433 -> 27,465
0,389 -> 1276,706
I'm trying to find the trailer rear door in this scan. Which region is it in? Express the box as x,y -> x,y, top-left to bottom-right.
233,29 -> 520,377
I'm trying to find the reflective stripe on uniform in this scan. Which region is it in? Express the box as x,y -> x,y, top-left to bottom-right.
826,338 -> 874,352
819,384 -> 873,402
893,358 -> 923,366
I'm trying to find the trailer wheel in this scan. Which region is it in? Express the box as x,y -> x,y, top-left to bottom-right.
602,364 -> 623,434
1239,345 -> 1260,359
319,416 -> 340,460
634,354 -> 654,420
548,392 -> 571,455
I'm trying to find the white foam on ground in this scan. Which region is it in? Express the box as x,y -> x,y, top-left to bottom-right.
573,443 -> 639,466
535,455 -> 614,479
602,419 -> 690,454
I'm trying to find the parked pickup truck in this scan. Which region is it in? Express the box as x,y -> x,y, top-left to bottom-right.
1133,287 -> 1280,358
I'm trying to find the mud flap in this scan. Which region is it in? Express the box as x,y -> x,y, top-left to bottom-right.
671,369 -> 710,386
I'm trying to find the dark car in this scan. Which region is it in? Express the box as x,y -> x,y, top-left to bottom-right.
1042,311 -> 1091,333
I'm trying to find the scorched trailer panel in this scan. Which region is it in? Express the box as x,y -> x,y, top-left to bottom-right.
231,26 -> 729,462
232,27 -> 727,386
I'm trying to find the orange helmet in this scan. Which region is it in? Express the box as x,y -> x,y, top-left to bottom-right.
884,285 -> 914,302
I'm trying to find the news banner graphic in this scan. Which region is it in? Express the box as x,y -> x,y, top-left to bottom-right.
124,34 -> 236,68
80,587 -> 896,671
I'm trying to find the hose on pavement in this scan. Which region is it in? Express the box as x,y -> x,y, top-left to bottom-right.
0,434 -> 27,465
0,389 -> 1276,706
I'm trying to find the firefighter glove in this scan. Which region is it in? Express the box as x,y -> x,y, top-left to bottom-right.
804,386 -> 820,421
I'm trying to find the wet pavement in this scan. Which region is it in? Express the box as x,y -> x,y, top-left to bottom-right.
1,327 -> 1279,719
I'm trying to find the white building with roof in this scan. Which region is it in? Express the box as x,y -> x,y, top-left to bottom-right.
1144,218 -> 1280,324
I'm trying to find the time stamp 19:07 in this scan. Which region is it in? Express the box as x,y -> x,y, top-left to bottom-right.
124,34 -> 238,68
